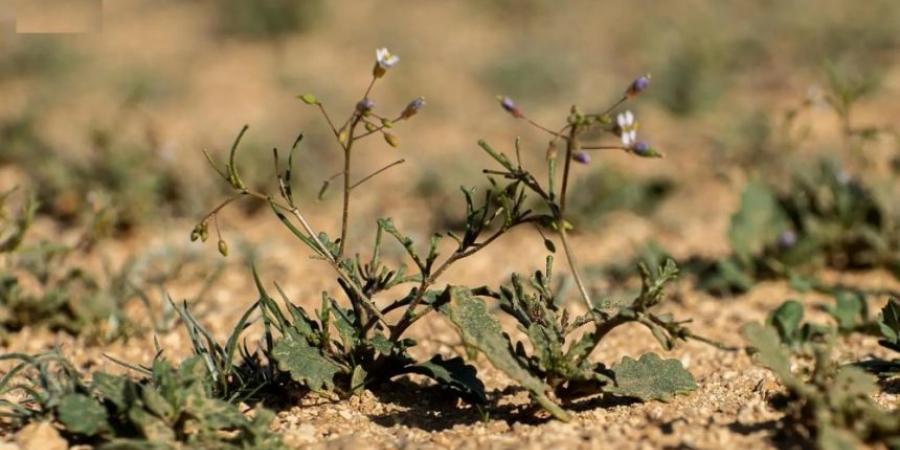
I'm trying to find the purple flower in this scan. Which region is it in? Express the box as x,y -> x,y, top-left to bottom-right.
498,96 -> 523,118
777,230 -> 797,249
573,151 -> 591,164
626,74 -> 651,97
356,97 -> 375,113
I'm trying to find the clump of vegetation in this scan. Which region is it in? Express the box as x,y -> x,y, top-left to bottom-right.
0,188 -> 217,342
741,307 -> 900,449
193,51 -> 704,420
0,189 -> 132,340
442,258 -> 702,420
0,106 -> 199,232
695,159 -> 899,296
692,68 -> 899,296
762,291 -> 877,351
0,351 -> 285,449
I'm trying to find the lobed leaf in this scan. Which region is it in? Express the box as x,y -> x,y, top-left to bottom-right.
410,355 -> 486,404
728,181 -> 788,260
271,337 -> 342,392
440,287 -> 570,421
740,322 -> 793,382
878,298 -> 900,352
606,353 -> 696,401
57,393 -> 109,436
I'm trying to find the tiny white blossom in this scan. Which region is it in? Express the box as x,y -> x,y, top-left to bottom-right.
617,110 -> 638,147
375,48 -> 400,69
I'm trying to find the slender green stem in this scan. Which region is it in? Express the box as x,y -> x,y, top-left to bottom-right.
558,125 -> 595,319
337,116 -> 361,257
350,159 -> 405,190
385,218 -> 532,339
317,104 -> 339,138
203,188 -> 388,326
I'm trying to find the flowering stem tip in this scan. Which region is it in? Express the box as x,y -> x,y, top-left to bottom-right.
374,48 -> 400,78
498,96 -> 523,118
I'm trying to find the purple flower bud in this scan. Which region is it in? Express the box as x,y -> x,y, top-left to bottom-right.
573,151 -> 591,164
631,141 -> 659,157
777,230 -> 797,249
400,97 -> 425,119
356,97 -> 375,113
498,96 -> 523,118
626,74 -> 651,97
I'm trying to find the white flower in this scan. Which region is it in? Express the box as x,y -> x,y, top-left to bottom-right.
375,48 -> 400,69
616,110 -> 638,147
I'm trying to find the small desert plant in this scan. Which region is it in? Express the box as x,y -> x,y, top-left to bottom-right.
0,351 -> 285,449
763,291 -> 877,351
741,320 -> 900,449
0,188 -> 217,341
695,67 -> 899,296
0,190 -> 134,340
0,106 -> 199,232
695,160 -> 899,296
441,258 -> 704,420
194,50 -> 705,420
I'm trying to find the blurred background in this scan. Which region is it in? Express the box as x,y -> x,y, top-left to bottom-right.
1,0 -> 898,302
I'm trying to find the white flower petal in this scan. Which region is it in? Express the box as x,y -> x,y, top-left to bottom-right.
617,112 -> 626,127
625,110 -> 634,125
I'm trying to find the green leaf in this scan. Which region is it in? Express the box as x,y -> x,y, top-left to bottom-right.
728,181 -> 787,259
829,366 -> 877,403
828,291 -> 867,332
271,338 -> 342,392
878,298 -> 900,351
369,333 -> 394,356
527,323 -> 562,373
141,386 -> 175,421
477,139 -> 514,171
766,300 -> 804,345
58,393 -> 109,436
410,355 -> 486,404
440,287 -> 570,421
740,322 -> 793,382
92,372 -> 128,410
606,353 -> 696,401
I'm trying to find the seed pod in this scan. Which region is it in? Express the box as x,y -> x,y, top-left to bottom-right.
299,94 -> 318,105
218,240 -> 229,257
384,133 -> 399,148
